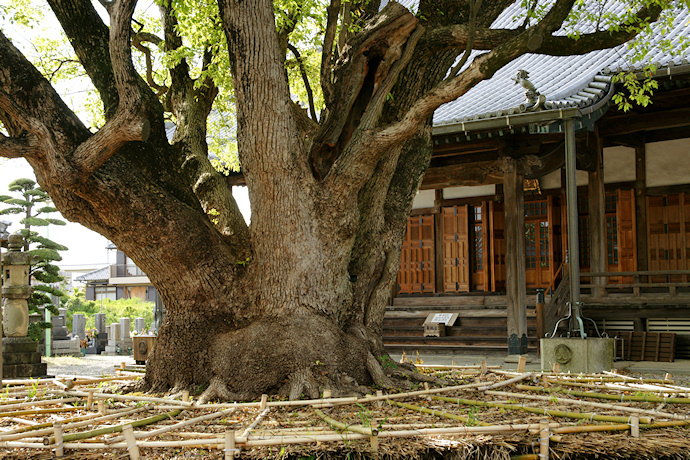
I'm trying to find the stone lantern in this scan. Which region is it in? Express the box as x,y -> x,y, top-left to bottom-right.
2,233 -> 47,378
2,233 -> 32,337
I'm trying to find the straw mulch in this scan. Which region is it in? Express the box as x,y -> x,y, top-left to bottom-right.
1,365 -> 690,459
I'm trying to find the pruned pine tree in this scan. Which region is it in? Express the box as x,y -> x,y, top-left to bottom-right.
0,178 -> 67,339
0,0 -> 683,399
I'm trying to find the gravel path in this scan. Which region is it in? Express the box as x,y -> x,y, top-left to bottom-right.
44,354 -> 138,378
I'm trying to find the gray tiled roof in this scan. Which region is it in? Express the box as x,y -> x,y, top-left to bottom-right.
75,266 -> 109,282
429,2 -> 690,127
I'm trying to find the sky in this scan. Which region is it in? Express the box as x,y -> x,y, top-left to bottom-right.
0,158 -> 250,268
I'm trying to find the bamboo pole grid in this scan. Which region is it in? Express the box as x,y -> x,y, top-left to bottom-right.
0,364 -> 690,458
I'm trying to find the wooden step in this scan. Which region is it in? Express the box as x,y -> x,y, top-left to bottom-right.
383,343 -> 536,356
393,295 -> 508,307
383,326 -> 537,338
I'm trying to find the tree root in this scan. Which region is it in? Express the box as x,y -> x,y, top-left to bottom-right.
198,377 -> 241,404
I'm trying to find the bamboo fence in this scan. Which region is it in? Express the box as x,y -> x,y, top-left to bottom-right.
0,364 -> 690,459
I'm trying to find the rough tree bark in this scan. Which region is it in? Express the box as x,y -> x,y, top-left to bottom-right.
0,0 -> 662,400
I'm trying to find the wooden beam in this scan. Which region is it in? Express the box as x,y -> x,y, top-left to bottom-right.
599,108 -> 690,137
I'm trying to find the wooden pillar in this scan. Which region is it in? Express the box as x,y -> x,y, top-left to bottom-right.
504,164 -> 527,355
634,139 -> 648,272
588,130 -> 607,297
434,189 -> 444,293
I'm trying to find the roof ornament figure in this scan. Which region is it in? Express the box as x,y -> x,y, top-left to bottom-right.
512,70 -> 546,112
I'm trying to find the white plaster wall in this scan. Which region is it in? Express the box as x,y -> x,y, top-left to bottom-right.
412,189 -> 436,209
646,139 -> 690,188
603,146 -> 635,184
539,170 -> 589,188
443,184 -> 495,199
540,170 -> 561,190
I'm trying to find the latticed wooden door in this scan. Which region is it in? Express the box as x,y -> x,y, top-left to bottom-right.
397,215 -> 435,293
442,205 -> 470,293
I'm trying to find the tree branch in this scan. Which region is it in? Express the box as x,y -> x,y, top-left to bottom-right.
536,3 -> 663,56
0,132 -> 39,158
132,32 -> 167,97
47,0 -> 119,118
287,43 -> 317,120
445,0 -> 482,81
67,0 -> 151,183
424,26 -> 518,52
321,0 -> 341,111
368,0 -> 578,157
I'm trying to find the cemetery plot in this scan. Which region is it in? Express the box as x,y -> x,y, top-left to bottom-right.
1,365 -> 690,459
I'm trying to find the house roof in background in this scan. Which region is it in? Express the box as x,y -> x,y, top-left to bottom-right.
75,266 -> 109,283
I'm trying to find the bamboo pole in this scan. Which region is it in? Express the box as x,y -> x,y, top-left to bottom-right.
433,396 -> 651,424
544,378 -> 686,393
64,390 -> 193,407
241,408 -> 270,439
314,409 -> 377,436
54,422 -> 63,458
106,407 -> 238,444
0,397 -> 78,411
0,423 -> 555,451
225,431 -> 237,459
414,364 -> 501,370
517,384 -> 690,404
122,424 -> 140,460
0,406 -> 78,417
539,419 -> 549,460
477,373 -> 533,391
485,390 -> 685,420
386,399 -> 492,426
630,415 -> 639,438
0,406 -> 150,441
42,409 -> 183,445
556,376 -> 673,384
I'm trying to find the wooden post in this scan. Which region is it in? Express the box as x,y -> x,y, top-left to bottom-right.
182,390 -> 189,402
588,129 -> 607,298
539,419 -> 550,460
565,120 -> 581,309
54,422 -> 64,457
98,400 -> 105,414
323,389 -> 332,399
504,163 -> 527,355
481,359 -> 488,375
517,356 -> 527,373
225,431 -> 237,459
635,140 -> 648,273
122,424 -> 140,460
434,189 -> 445,293
630,415 -> 640,438
260,394 -> 268,410
552,362 -> 560,374
87,390 -> 94,411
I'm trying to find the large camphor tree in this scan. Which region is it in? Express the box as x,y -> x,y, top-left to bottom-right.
0,0 -> 680,399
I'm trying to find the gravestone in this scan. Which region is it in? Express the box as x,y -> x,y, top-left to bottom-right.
72,313 -> 86,340
135,317 -> 146,334
94,313 -> 107,334
120,318 -> 132,354
51,308 -> 80,356
87,312 -> 108,354
105,323 -> 121,355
